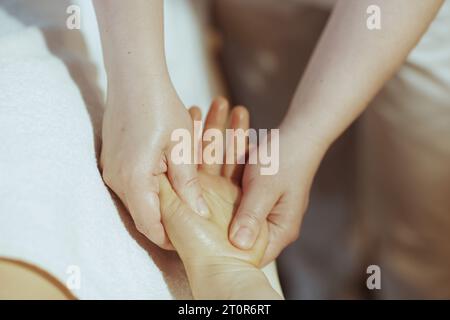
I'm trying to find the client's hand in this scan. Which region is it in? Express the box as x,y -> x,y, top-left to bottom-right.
158,98 -> 281,300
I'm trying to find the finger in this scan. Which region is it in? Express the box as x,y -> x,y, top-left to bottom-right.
222,106 -> 249,183
166,155 -> 210,218
200,97 -> 229,176
260,192 -> 305,265
261,229 -> 288,266
126,176 -> 173,250
261,215 -> 302,266
188,106 -> 202,122
230,178 -> 280,250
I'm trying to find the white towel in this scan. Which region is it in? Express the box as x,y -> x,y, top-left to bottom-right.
0,0 -> 215,299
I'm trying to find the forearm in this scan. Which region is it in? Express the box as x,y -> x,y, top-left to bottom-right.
185,259 -> 283,300
283,0 -> 443,149
94,0 -> 172,89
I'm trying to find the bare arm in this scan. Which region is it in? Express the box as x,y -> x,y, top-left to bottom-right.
93,0 -> 206,249
231,0 -> 444,263
283,0 -> 443,146
93,0 -> 169,85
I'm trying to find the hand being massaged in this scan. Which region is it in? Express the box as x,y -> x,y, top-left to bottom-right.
158,98 -> 282,300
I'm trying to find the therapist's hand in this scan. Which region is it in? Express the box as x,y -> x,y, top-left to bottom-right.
230,128 -> 327,265
100,82 -> 207,249
94,0 -> 207,249
229,0 -> 444,264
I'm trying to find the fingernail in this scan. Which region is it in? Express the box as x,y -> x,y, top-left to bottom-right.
216,97 -> 228,111
232,226 -> 255,250
196,197 -> 210,217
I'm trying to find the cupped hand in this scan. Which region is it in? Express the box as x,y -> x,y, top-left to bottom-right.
100,83 -> 207,249
230,126 -> 327,265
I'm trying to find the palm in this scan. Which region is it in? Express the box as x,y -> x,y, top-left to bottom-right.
158,98 -> 268,267
159,172 -> 268,266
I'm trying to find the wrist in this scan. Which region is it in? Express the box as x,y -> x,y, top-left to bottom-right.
278,122 -> 330,172
106,66 -> 172,94
104,74 -> 181,115
280,118 -> 331,155
105,57 -> 170,85
184,257 -> 258,299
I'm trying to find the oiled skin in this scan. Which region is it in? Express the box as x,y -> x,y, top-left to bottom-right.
159,172 -> 268,267
159,171 -> 280,299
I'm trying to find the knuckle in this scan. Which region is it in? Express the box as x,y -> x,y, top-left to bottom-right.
101,168 -> 115,187
239,209 -> 263,227
135,221 -> 149,237
244,174 -> 262,190
99,152 -> 106,171
285,227 -> 300,245
101,161 -> 132,185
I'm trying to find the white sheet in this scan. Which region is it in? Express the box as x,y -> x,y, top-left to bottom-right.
0,0 -> 215,299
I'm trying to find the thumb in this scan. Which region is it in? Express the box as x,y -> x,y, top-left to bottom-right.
230,181 -> 279,250
166,155 -> 209,217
